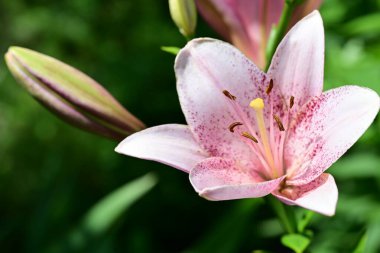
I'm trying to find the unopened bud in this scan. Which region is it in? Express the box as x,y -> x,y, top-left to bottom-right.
5,47 -> 145,140
169,0 -> 197,38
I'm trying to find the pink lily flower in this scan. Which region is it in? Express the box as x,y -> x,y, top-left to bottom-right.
116,11 -> 379,216
196,0 -> 322,69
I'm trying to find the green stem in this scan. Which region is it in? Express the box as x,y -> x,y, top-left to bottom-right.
266,195 -> 297,234
264,1 -> 297,72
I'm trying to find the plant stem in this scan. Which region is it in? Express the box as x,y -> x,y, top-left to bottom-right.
266,195 -> 297,234
264,1 -> 296,71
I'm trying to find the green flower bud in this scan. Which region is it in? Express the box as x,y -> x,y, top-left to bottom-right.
169,0 -> 197,38
5,47 -> 145,140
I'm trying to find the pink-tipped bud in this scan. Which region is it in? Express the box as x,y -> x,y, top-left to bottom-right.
5,47 -> 145,140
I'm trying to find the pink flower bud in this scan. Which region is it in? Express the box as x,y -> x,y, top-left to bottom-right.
5,47 -> 145,140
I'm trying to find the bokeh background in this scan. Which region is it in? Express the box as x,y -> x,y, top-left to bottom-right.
0,0 -> 379,252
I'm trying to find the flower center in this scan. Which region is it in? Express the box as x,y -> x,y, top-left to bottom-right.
224,79 -> 295,181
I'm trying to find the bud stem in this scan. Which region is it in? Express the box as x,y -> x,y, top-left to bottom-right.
265,1 -> 300,71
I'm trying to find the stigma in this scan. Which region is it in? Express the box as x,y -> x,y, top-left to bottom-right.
250,98 -> 264,110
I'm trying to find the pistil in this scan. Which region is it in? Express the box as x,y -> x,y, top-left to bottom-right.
250,98 -> 277,178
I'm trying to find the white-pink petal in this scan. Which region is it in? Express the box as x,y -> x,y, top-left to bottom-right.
115,124 -> 208,173
274,174 -> 338,216
189,157 -> 285,200
286,86 -> 380,185
175,38 -> 281,166
268,11 -> 324,109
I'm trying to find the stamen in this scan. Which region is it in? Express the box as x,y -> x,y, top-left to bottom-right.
249,98 -> 277,177
290,96 -> 295,108
241,131 -> 258,143
222,90 -> 236,100
273,115 -> 285,131
266,79 -> 273,95
228,122 -> 243,133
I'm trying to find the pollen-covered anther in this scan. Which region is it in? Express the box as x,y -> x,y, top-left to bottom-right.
222,90 -> 236,100
228,122 -> 243,132
290,96 -> 295,108
266,79 -> 273,95
241,131 -> 258,143
273,115 -> 285,131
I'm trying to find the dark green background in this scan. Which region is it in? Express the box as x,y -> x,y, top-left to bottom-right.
0,0 -> 379,252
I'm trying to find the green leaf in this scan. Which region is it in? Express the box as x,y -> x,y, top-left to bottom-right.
330,153 -> 380,179
51,173 -> 157,252
161,46 -> 181,55
81,173 -> 157,235
297,210 -> 314,233
281,234 -> 310,253
353,232 -> 367,253
343,13 -> 380,37
363,216 -> 380,253
186,199 -> 262,253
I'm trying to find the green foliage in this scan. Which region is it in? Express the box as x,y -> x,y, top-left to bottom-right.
160,46 -> 181,55
0,0 -> 379,252
281,234 -> 310,253
51,173 -> 157,252
297,211 -> 314,233
187,199 -> 262,253
343,13 -> 380,37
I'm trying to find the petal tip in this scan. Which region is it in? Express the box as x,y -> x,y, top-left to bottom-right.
198,189 -> 218,201
114,142 -> 123,153
114,137 -> 130,154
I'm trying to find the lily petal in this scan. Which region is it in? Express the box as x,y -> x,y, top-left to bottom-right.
115,124 -> 208,173
286,86 -> 380,185
268,11 -> 324,109
175,38 -> 274,164
190,157 -> 285,200
274,173 -> 338,216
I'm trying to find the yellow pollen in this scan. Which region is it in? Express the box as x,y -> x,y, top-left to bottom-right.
249,98 -> 277,178
250,98 -> 264,110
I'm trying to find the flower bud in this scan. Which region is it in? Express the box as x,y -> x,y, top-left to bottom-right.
195,0 -> 322,69
5,47 -> 145,140
169,0 -> 197,38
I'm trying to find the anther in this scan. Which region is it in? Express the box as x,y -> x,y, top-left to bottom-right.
273,115 -> 285,131
266,79 -> 273,95
290,96 -> 295,108
228,122 -> 243,133
241,132 -> 258,143
223,90 -> 236,100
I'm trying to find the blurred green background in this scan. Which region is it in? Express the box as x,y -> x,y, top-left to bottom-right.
0,0 -> 379,252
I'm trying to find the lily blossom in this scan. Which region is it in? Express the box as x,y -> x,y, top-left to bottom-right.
196,0 -> 322,69
116,11 -> 379,216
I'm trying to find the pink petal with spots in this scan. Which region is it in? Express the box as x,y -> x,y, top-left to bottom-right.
189,157 -> 285,200
175,38 -> 283,165
285,86 -> 380,185
115,124 -> 208,173
268,11 -> 324,109
273,173 -> 338,216
196,0 -> 283,68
